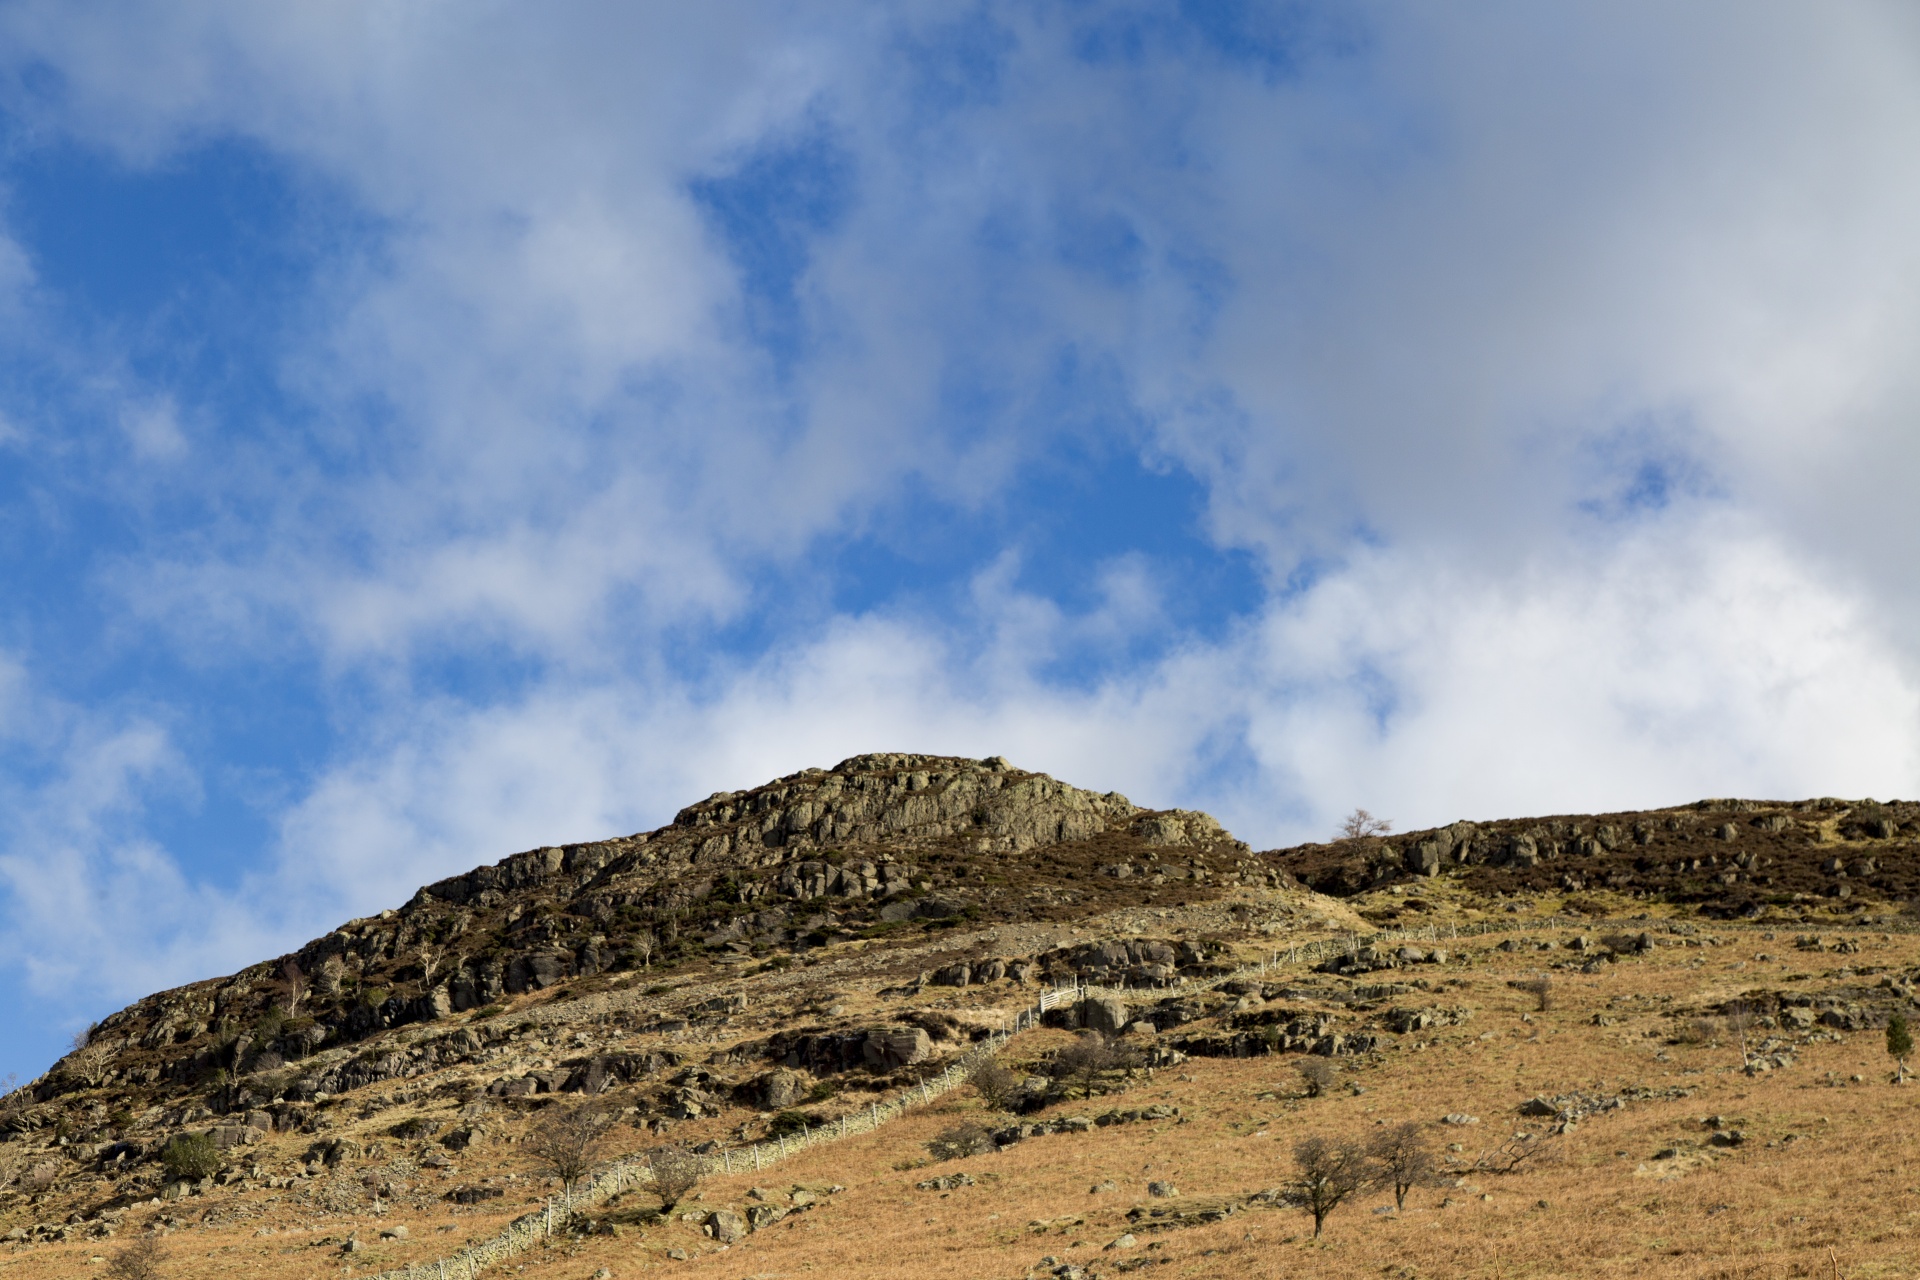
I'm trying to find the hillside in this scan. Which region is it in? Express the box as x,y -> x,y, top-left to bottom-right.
4,762 -> 1919,1278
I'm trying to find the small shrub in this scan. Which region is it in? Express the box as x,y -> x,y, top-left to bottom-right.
472,1004 -> 505,1019
927,1123 -> 996,1162
105,1232 -> 168,1280
1054,1032 -> 1126,1100
161,1132 -> 220,1181
647,1146 -> 702,1210
390,1116 -> 442,1140
767,1110 -> 812,1138
968,1060 -> 1020,1112
252,1007 -> 287,1042
1294,1057 -> 1335,1098
1513,975 -> 1553,1012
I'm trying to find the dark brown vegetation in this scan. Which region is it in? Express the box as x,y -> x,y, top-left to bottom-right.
103,1233 -> 167,1280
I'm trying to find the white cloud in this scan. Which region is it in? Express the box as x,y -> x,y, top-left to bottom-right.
258,514 -> 1920,918
2,2 -> 1920,1077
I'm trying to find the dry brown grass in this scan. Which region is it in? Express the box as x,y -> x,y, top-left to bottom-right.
9,925 -> 1920,1279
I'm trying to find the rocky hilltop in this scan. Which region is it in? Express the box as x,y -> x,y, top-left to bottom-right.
10,768 -> 1920,1279
40,753 -> 1246,1106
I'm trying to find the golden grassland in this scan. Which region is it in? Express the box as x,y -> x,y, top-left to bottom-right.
11,924 -> 1920,1279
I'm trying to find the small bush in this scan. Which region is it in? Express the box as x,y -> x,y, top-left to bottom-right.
1054,1032 -> 1127,1099
805,1080 -> 839,1104
1513,975 -> 1553,1012
968,1060 -> 1021,1112
472,1004 -> 505,1019
647,1146 -> 701,1210
927,1123 -> 996,1162
161,1132 -> 220,1181
1294,1057 -> 1335,1098
105,1232 -> 168,1280
767,1110 -> 812,1138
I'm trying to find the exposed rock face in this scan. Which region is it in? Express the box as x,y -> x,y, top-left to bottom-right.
34,753 -> 1247,1107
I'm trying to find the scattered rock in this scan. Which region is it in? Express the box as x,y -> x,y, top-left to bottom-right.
705,1210 -> 746,1245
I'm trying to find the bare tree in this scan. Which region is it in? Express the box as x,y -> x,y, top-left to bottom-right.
527,1102 -> 610,1205
1054,1032 -> 1124,1100
1338,809 -> 1393,840
1289,1136 -> 1377,1238
66,1028 -> 115,1089
633,930 -> 657,971
105,1232 -> 168,1280
968,1060 -> 1020,1112
1294,1057 -> 1335,1099
647,1146 -> 702,1211
280,959 -> 307,1017
416,946 -> 441,986
1367,1121 -> 1438,1210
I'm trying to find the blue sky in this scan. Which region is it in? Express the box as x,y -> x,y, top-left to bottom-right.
3,2 -> 1920,1083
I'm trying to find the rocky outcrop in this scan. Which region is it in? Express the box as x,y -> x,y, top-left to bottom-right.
27,753 -> 1247,1111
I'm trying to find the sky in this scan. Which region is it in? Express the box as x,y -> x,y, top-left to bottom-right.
2,2 -> 1919,1083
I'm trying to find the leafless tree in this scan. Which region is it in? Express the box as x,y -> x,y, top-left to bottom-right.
527,1102 -> 611,1205
65,1028 -> 115,1089
1289,1136 -> 1378,1238
280,959 -> 307,1017
105,1232 -> 168,1280
647,1146 -> 702,1211
416,946 -> 441,986
1294,1056 -> 1335,1098
1367,1121 -> 1438,1209
968,1060 -> 1020,1112
1338,809 -> 1393,840
633,930 -> 657,971
314,955 -> 345,998
1054,1032 -> 1125,1100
